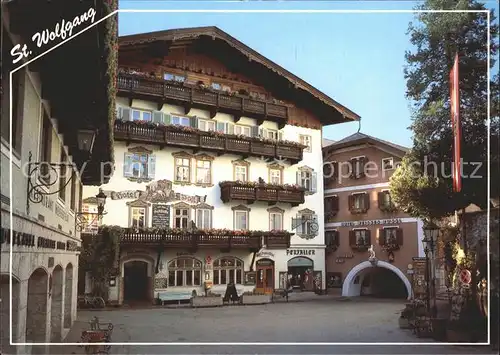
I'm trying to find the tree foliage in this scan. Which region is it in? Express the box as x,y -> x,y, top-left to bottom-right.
390,0 -> 499,219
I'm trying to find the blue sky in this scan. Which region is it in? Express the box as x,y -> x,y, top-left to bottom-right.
118,1 -> 499,148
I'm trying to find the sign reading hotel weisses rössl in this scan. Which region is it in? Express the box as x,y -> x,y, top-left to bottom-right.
340,218 -> 402,227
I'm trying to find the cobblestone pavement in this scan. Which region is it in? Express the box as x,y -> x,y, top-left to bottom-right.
48,297 -> 495,355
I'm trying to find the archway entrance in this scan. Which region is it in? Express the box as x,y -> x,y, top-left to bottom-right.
256,259 -> 274,294
123,261 -> 149,302
64,263 -> 74,329
1,274 -> 20,355
26,268 -> 48,353
287,257 -> 314,291
51,265 -> 63,342
342,261 -> 412,300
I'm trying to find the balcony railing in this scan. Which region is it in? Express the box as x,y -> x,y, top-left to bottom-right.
117,73 -> 289,121
114,120 -> 305,163
83,229 -> 292,251
219,181 -> 305,206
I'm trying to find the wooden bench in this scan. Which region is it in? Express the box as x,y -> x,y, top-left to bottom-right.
272,288 -> 290,302
156,291 -> 193,305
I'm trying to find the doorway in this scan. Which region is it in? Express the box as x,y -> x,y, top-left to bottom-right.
287,257 -> 314,291
256,259 -> 274,294
123,261 -> 149,302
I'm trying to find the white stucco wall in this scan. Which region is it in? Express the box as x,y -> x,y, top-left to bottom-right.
84,98 -> 327,290
1,26 -> 82,352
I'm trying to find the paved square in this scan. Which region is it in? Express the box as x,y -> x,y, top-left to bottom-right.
49,298 -> 495,355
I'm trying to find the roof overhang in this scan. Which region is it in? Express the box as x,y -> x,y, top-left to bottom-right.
119,26 -> 360,126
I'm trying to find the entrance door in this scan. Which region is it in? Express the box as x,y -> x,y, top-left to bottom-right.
124,261 -> 149,302
256,259 -> 274,294
287,257 -> 314,291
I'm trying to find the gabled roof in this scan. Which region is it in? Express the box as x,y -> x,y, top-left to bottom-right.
119,26 -> 360,126
322,138 -> 336,148
323,132 -> 409,155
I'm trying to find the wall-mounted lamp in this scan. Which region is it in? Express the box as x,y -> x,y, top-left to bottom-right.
75,189 -> 108,232
26,129 -> 97,215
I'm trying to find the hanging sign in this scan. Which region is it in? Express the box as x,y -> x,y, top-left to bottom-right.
459,269 -> 472,285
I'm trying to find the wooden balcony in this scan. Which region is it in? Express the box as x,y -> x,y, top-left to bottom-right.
219,181 -> 305,206
83,229 -> 292,251
117,73 -> 289,124
114,120 -> 305,164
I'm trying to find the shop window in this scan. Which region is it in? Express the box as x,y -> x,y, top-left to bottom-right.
168,257 -> 202,287
213,257 -> 244,285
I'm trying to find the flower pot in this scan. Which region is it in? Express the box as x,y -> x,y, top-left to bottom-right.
398,317 -> 411,329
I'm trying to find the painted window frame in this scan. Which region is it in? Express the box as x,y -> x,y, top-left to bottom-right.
213,257 -> 244,285
173,152 -> 192,185
123,147 -> 155,182
130,207 -> 146,228
195,203 -> 214,230
268,206 -> 284,231
232,205 -> 251,231
232,159 -> 250,182
172,202 -> 191,229
194,154 -> 214,186
268,163 -> 284,185
167,257 -> 202,287
382,157 -> 394,171
299,134 -> 312,152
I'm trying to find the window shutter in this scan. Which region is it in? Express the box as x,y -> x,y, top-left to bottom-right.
377,192 -> 384,208
378,228 -> 385,245
196,210 -> 202,228
190,116 -> 198,128
349,230 -> 356,246
116,106 -> 122,119
278,131 -> 283,141
148,155 -> 156,179
396,228 -> 403,246
152,110 -> 163,124
334,231 -> 339,246
366,230 -> 372,245
348,194 -> 354,211
311,172 -> 317,193
325,232 -> 333,246
364,193 -> 370,210
216,121 -> 225,133
333,162 -> 338,180
226,123 -> 235,135
123,153 -> 133,177
296,171 -> 301,186
251,126 -> 259,137
333,195 -> 339,211
121,107 -> 131,121
163,113 -> 171,125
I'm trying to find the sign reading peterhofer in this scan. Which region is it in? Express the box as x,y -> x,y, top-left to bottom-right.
286,249 -> 315,256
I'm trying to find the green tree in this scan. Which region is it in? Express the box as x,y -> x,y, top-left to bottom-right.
390,0 -> 499,220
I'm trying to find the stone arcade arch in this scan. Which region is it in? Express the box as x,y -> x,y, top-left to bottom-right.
26,268 -> 49,352
341,260 -> 412,300
50,265 -> 64,341
1,274 -> 20,355
64,263 -> 74,329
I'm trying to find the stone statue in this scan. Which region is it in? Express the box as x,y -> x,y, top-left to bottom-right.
368,244 -> 376,260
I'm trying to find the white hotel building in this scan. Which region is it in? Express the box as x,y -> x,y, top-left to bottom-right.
83,27 -> 359,304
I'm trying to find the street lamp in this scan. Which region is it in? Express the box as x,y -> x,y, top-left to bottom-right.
75,189 -> 108,232
422,221 -> 439,317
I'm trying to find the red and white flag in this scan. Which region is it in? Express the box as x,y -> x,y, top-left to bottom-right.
449,53 -> 461,192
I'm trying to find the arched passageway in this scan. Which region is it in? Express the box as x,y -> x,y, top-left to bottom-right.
26,268 -> 49,348
123,260 -> 150,302
1,274 -> 20,354
342,261 -> 412,300
50,265 -> 63,342
64,263 -> 73,328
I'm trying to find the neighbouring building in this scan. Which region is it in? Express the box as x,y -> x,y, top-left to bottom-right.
81,26 -> 360,305
323,132 -> 424,299
0,1 -> 116,354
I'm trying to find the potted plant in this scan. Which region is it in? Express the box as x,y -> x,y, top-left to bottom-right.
241,290 -> 272,305
399,306 -> 413,329
190,291 -> 223,308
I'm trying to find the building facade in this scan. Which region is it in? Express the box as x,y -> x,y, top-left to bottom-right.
0,1 -> 115,354
323,133 -> 424,299
82,26 -> 359,304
